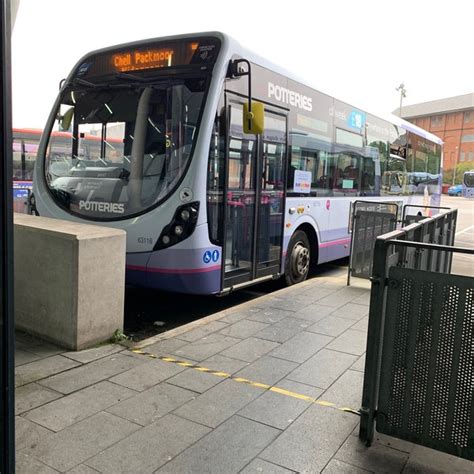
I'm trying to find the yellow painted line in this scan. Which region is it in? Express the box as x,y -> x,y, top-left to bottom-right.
131,349 -> 360,416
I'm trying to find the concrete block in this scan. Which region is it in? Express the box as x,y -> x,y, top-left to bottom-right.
14,213 -> 126,350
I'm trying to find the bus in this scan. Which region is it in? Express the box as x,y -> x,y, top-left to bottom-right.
12,128 -> 41,212
462,170 -> 474,197
13,128 -> 109,213
32,32 -> 442,295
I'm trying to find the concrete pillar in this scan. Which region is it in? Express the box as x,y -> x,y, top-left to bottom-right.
14,214 -> 126,350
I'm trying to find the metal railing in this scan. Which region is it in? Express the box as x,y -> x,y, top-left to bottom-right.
359,208 -> 474,461
347,200 -> 400,286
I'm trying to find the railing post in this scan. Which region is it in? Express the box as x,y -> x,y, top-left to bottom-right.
0,0 -> 15,470
359,238 -> 389,445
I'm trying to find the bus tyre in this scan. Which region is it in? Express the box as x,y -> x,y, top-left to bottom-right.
285,230 -> 310,286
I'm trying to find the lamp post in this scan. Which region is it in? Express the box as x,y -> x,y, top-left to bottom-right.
443,136 -> 460,185
396,83 -> 407,118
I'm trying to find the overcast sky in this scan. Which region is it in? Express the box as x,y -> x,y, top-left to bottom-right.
11,0 -> 473,128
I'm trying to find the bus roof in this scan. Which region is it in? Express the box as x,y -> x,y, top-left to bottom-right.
69,31 -> 443,146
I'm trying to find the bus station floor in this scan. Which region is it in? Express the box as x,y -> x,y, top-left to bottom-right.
14,266 -> 474,473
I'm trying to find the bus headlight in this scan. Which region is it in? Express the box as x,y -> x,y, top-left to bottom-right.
180,209 -> 190,221
154,201 -> 200,251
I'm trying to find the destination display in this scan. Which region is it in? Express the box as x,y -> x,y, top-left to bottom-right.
75,37 -> 220,78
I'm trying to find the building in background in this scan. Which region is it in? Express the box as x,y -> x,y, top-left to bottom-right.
396,93 -> 474,183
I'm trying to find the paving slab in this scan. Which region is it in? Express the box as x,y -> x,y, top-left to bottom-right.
291,303 -> 335,323
106,382 -> 196,426
109,358 -> 185,391
220,336 -> 280,363
137,337 -> 188,356
218,319 -> 270,338
238,388 -> 311,430
320,369 -> 364,409
246,307 -> 294,324
266,295 -> 315,312
67,465 -> 100,473
317,287 -> 366,308
255,317 -> 311,343
275,379 -> 324,399
62,344 -> 123,364
270,330 -> 333,363
85,414 -> 210,473
15,355 -> 81,387
287,348 -> 358,389
174,378 -> 265,428
37,353 -> 145,394
307,315 -> 356,337
332,302 -> 369,321
14,270 -> 467,473
402,444 -> 474,473
22,412 -> 140,472
16,416 -> 54,451
166,367 -> 225,393
25,381 -> 136,432
351,315 -> 369,332
176,320 -> 229,342
15,452 -> 59,473
240,458 -> 295,473
201,353 -> 250,374
15,383 -> 62,415
326,328 -> 368,356
260,403 -> 359,472
172,333 -> 241,361
156,415 -> 280,474
15,349 -> 43,367
334,432 -> 409,473
351,354 -> 366,373
322,458 -> 372,473
233,355 -> 298,386
218,307 -> 263,324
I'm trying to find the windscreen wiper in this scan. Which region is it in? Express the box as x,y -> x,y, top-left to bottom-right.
69,77 -> 98,88
115,72 -> 146,82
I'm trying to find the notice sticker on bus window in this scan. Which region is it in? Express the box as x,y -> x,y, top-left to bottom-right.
342,179 -> 354,189
293,170 -> 311,194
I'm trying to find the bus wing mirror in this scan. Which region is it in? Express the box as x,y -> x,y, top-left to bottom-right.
60,107 -> 74,131
243,102 -> 264,135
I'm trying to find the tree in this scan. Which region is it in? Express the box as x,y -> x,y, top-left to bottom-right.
443,162 -> 474,185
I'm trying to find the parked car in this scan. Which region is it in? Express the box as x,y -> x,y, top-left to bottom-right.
447,184 -> 463,196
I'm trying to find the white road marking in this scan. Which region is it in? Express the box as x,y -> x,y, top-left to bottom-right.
456,224 -> 474,236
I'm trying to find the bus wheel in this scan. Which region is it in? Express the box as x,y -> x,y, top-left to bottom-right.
285,230 -> 310,286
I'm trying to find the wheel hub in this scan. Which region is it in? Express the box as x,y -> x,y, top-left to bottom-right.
292,242 -> 309,276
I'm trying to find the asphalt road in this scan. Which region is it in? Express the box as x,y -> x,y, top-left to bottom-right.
124,195 -> 473,342
441,195 -> 474,276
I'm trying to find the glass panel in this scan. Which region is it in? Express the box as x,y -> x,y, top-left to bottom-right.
464,172 -> 474,187
332,153 -> 361,196
207,116 -> 225,244
336,128 -> 363,148
225,105 -> 256,274
44,76 -> 207,218
258,132 -> 285,267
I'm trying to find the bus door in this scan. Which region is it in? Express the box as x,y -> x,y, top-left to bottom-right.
222,97 -> 287,289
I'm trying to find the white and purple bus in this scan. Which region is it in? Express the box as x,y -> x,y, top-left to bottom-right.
32,32 -> 442,294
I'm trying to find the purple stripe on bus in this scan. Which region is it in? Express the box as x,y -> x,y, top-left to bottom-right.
126,264 -> 221,274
